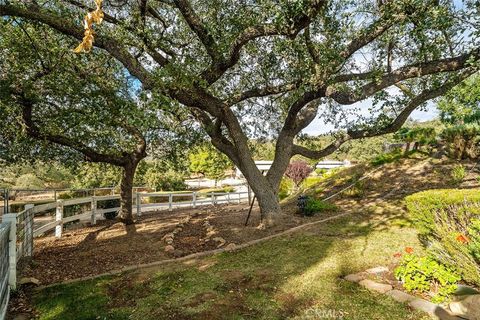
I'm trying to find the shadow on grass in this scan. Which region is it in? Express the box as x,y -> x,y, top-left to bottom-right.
31,207 -> 428,320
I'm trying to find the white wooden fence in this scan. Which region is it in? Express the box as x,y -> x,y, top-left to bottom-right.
0,223 -> 10,320
0,189 -> 251,307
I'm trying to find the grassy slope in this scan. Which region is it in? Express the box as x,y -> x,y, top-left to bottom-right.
34,154 -> 474,320
33,212 -> 428,320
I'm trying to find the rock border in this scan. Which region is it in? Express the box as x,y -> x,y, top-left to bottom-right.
344,267 -> 462,320
35,212 -> 351,290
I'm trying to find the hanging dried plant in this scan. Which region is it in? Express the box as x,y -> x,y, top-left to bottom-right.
73,0 -> 104,53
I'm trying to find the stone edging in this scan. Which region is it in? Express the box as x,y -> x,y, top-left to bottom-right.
36,212 -> 351,290
344,267 -> 462,320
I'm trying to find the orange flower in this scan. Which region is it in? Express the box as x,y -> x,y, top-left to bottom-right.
456,234 -> 470,244
405,247 -> 414,254
393,252 -> 402,258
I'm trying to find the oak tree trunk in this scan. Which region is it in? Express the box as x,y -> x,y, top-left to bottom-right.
118,161 -> 138,225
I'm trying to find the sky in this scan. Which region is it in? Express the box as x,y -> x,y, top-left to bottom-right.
302,101 -> 439,135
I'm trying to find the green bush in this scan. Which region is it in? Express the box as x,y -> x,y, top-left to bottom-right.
301,176 -> 324,190
279,177 -> 294,200
405,189 -> 480,286
451,165 -> 466,184
370,150 -> 404,166
145,169 -> 187,191
394,253 -> 460,303
303,198 -> 337,216
405,189 -> 480,235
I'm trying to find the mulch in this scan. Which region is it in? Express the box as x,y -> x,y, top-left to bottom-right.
19,203 -> 327,286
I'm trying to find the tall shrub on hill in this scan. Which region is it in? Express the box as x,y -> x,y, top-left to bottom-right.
406,190 -> 480,286
285,160 -> 313,188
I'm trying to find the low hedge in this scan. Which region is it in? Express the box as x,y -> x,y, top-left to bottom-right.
405,189 -> 480,287
405,189 -> 480,235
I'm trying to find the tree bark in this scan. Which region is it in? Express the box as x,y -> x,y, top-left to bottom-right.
255,186 -> 282,227
117,160 -> 138,225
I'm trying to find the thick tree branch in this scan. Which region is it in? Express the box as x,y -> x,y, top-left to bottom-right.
326,49 -> 480,105
226,81 -> 300,105
19,98 -> 128,166
173,0 -> 220,61
201,0 -> 327,84
1,4 -> 155,88
292,69 -> 477,159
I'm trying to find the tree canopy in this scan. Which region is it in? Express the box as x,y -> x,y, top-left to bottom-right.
1,0 -> 479,224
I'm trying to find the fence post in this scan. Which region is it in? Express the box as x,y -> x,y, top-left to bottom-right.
192,192 -> 197,209
238,192 -> 241,204
55,200 -> 64,238
227,193 -> 230,204
91,197 -> 97,225
136,192 -> 141,217
24,204 -> 34,257
168,194 -> 173,212
3,213 -> 17,290
211,192 -> 215,205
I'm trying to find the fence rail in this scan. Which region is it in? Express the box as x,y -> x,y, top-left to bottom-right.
0,223 -> 10,320
0,188 -> 251,319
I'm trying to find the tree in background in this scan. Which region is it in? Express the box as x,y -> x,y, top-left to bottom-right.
1,1 -> 479,225
437,76 -> 480,159
0,20 -> 193,224
189,146 -> 232,186
285,160 -> 313,188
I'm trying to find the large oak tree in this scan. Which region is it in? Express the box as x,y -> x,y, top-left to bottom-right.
1,0 -> 479,225
0,20 -> 193,224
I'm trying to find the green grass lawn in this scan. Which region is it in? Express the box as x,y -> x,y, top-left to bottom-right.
32,209 -> 431,320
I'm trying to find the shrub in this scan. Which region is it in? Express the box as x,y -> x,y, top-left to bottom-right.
394,252 -> 460,303
303,198 -> 337,216
301,176 -> 324,190
440,123 -> 480,160
343,174 -> 366,198
405,189 -> 480,287
279,177 -> 294,200
370,150 -> 404,166
451,164 -> 466,184
285,160 -> 313,187
145,169 -> 186,191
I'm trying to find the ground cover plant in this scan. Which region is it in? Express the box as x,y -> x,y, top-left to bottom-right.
406,189 -> 480,287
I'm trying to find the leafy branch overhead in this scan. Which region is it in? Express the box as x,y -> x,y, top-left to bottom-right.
1,0 -> 479,222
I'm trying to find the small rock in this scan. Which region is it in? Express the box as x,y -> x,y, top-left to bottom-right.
174,227 -> 183,233
225,243 -> 236,250
165,239 -> 174,245
408,298 -> 439,316
344,273 -> 366,283
358,279 -> 392,294
449,294 -> 480,320
206,230 -> 216,237
213,237 -> 226,248
164,245 -> 175,253
18,277 -> 40,286
162,233 -> 174,240
385,289 -> 415,303
365,266 -> 389,275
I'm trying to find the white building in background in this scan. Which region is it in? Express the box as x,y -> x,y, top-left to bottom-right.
315,159 -> 351,170
235,160 -> 351,178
